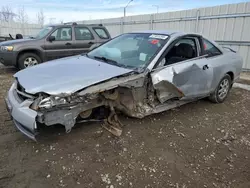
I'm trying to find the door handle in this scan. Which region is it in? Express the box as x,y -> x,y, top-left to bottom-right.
65,42 -> 71,45
203,64 -> 209,70
88,42 -> 94,45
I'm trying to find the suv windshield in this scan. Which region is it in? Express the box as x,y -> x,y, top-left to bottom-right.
35,26 -> 54,39
87,33 -> 168,69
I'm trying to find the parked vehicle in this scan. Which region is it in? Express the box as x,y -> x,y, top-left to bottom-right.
0,23 -> 111,69
5,30 -> 243,140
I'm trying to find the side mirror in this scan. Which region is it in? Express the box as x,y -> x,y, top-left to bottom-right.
48,36 -> 55,42
16,34 -> 23,39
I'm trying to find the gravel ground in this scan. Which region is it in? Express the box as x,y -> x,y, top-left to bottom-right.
0,68 -> 250,188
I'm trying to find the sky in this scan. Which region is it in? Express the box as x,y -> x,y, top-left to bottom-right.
2,0 -> 250,24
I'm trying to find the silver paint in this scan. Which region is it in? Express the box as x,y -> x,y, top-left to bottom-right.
14,55 -> 133,95
6,30 -> 244,140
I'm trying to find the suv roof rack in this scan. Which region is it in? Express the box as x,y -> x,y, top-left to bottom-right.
64,22 -> 78,25
63,22 -> 103,27
86,23 -> 103,27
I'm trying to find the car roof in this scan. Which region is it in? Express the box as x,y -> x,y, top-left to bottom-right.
45,23 -> 105,28
131,30 -> 200,37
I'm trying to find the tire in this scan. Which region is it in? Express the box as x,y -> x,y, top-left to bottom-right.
209,74 -> 232,103
18,53 -> 41,70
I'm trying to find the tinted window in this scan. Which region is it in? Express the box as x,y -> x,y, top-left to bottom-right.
203,39 -> 221,56
50,27 -> 72,41
94,28 -> 109,39
75,27 -> 94,40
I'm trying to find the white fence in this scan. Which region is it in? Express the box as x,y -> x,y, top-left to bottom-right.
79,2 -> 250,70
0,21 -> 41,37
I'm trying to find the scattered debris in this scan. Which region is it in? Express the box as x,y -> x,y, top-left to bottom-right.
173,128 -> 185,138
102,106 -> 123,137
101,174 -> 111,185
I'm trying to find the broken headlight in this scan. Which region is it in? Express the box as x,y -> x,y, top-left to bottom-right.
37,96 -> 67,109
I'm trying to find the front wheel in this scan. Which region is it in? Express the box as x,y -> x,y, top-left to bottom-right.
209,74 -> 232,103
18,53 -> 41,70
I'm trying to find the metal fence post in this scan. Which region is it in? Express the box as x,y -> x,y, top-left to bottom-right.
121,17 -> 124,34
150,14 -> 153,30
195,9 -> 200,33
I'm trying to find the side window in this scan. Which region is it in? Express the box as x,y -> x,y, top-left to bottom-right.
158,38 -> 197,67
203,39 -> 222,57
75,27 -> 94,40
50,27 -> 72,41
93,28 -> 109,39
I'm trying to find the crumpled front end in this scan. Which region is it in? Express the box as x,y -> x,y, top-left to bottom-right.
5,80 -> 38,141
6,70 -> 176,141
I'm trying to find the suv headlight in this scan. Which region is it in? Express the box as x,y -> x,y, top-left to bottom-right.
1,46 -> 14,52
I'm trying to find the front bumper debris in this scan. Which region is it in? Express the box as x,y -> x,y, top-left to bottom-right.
5,81 -> 38,141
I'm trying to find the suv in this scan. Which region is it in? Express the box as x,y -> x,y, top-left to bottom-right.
0,23 -> 111,69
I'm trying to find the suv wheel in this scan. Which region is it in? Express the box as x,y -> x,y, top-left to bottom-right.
18,53 -> 41,70
209,74 -> 232,103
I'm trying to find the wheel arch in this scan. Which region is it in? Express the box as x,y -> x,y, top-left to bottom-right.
16,49 -> 44,66
226,71 -> 234,82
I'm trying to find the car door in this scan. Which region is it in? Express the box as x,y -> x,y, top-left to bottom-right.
150,36 -> 214,103
72,26 -> 96,55
44,27 -> 74,61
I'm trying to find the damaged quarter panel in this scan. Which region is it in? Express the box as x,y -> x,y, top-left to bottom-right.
208,50 -> 243,91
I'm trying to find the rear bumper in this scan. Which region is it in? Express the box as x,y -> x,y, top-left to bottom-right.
0,51 -> 17,66
5,81 -> 38,141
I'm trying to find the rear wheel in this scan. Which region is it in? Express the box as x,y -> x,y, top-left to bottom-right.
18,53 -> 41,70
209,74 -> 231,103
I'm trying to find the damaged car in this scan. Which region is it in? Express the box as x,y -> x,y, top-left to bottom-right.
5,31 -> 243,141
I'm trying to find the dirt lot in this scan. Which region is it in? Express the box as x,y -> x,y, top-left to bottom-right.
0,68 -> 250,188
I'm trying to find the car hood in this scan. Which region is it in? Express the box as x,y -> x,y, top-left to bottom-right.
0,38 -> 35,46
14,55 -> 133,95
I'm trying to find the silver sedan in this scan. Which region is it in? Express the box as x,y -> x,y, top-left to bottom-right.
5,30 -> 243,140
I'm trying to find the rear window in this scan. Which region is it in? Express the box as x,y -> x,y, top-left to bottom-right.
93,28 -> 109,39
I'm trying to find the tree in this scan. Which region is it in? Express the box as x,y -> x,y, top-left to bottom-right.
37,9 -> 45,26
16,6 -> 28,24
0,6 -> 15,22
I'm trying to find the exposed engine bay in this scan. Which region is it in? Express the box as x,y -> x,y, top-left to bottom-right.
26,72 -> 187,137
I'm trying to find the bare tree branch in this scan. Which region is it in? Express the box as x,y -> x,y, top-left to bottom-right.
0,6 -> 15,22
15,6 -> 29,24
37,9 -> 45,26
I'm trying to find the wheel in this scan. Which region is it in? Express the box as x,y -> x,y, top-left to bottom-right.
18,53 -> 41,70
209,74 -> 232,103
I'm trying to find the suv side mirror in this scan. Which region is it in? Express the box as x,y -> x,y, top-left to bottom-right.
48,36 -> 55,42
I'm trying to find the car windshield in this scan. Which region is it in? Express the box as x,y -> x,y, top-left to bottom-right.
35,26 -> 54,39
87,33 -> 168,69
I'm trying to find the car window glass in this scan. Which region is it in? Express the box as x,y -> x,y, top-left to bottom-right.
35,26 -> 53,39
50,27 -> 72,41
94,28 -> 109,39
203,39 -> 221,57
158,38 -> 197,67
87,33 -> 168,69
75,27 -> 94,40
